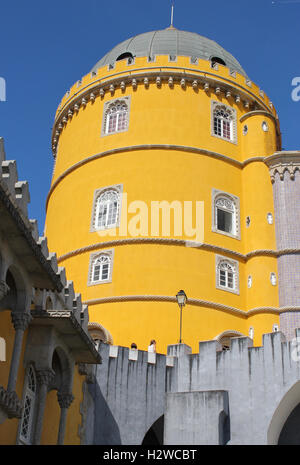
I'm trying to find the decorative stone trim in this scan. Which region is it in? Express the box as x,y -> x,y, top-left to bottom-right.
211,188 -> 240,240
46,145 -> 267,207
90,184 -> 123,232
101,96 -> 131,137
211,100 -> 237,145
0,386 -> 22,419
11,312 -> 32,331
52,66 -> 277,156
30,309 -> 101,364
239,110 -> 277,123
264,151 -> 300,183
57,391 -> 74,409
215,254 -> 240,295
56,237 -> 299,265
83,294 -> 295,318
36,368 -> 55,387
0,280 -> 9,301
87,249 -> 114,286
0,181 -> 63,292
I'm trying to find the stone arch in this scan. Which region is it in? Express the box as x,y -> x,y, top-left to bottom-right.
268,380 -> 300,444
0,264 -> 27,311
51,346 -> 73,392
88,322 -> 113,345
45,296 -> 54,310
214,330 -> 245,350
142,415 -> 164,445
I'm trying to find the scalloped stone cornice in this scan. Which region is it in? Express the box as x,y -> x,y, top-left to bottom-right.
264,151 -> 300,182
51,67 -> 276,158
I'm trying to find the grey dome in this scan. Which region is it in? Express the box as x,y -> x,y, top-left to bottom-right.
91,28 -> 247,77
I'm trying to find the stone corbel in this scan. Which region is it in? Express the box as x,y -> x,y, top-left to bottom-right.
11,312 -> 32,331
0,281 -> 9,301
57,391 -> 74,410
0,386 -> 22,421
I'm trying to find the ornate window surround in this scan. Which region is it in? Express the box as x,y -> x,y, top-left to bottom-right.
211,100 -> 237,144
101,96 -> 131,137
88,249 -> 114,286
90,184 -> 123,233
215,254 -> 240,295
212,189 -> 240,240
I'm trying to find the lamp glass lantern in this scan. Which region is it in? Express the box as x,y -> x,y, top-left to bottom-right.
176,290 -> 187,343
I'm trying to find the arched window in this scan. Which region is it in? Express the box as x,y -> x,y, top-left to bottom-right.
216,255 -> 239,294
212,102 -> 236,143
89,251 -> 114,285
218,261 -> 235,289
211,56 -> 226,68
215,197 -> 235,234
105,100 -> 129,135
95,189 -> 119,229
212,189 -> 240,239
19,365 -> 36,444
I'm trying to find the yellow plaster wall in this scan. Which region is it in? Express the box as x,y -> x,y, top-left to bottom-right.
45,56 -> 280,353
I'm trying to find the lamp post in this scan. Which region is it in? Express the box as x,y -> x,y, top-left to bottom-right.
176,290 -> 187,344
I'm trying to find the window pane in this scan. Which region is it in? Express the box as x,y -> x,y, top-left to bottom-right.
101,264 -> 109,280
217,209 -> 232,233
93,264 -> 100,282
219,270 -> 226,286
222,120 -> 231,139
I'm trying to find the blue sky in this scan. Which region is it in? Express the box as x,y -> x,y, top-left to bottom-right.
0,0 -> 299,234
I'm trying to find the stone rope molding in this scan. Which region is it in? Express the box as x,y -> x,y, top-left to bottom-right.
55,236 -> 300,264
82,294 -> 300,318
46,145 -> 270,207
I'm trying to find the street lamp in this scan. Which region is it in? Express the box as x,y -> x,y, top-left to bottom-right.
176,290 -> 187,344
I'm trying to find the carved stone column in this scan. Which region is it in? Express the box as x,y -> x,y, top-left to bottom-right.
33,368 -> 55,445
7,312 -> 32,392
57,391 -> 74,445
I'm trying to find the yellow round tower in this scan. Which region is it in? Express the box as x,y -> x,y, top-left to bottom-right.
45,28 -> 282,353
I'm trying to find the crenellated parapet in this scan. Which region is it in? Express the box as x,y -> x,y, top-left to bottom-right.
83,330 -> 300,445
0,136 -> 101,426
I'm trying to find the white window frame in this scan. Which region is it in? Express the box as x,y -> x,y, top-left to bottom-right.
88,250 -> 114,286
18,365 -> 37,445
211,101 -> 237,144
90,184 -> 123,232
212,189 -> 240,239
216,255 -> 239,295
101,96 -> 131,137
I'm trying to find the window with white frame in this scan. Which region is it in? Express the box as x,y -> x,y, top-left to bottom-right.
212,189 -> 240,239
88,250 -> 114,285
102,97 -> 130,136
19,365 -> 36,444
216,255 -> 239,294
212,101 -> 237,143
91,185 -> 122,232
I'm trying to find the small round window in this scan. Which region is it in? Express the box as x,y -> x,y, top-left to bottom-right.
262,121 -> 269,132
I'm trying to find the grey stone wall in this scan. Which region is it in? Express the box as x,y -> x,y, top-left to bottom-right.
85,331 -> 300,445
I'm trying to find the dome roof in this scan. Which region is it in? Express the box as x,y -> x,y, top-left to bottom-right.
91,28 -> 247,77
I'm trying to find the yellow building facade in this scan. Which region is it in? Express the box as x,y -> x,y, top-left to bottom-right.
45,28 -> 282,354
